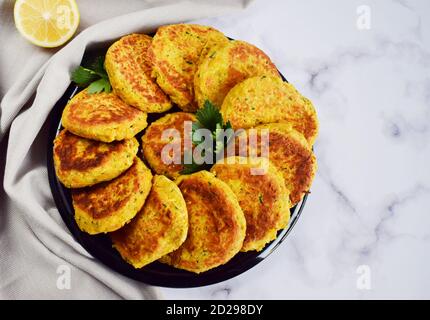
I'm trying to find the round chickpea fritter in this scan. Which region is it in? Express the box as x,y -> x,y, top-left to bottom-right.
160,171 -> 246,273
72,157 -> 152,234
105,34 -> 172,113
149,24 -> 228,111
221,75 -> 319,145
111,175 -> 188,269
194,40 -> 280,108
62,90 -> 148,142
53,130 -> 138,188
236,123 -> 317,206
142,112 -> 196,179
211,157 -> 291,252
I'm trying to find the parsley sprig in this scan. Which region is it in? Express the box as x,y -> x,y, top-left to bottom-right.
71,56 -> 112,94
181,101 -> 234,174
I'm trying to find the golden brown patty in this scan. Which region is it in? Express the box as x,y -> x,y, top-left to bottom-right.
236,124 -> 317,206
53,130 -> 138,188
72,157 -> 152,234
220,75 -> 319,145
62,90 -> 148,142
111,175 -> 188,269
211,157 -> 291,252
105,34 -> 172,113
142,112 -> 196,179
194,40 -> 280,108
149,24 -> 228,111
160,171 -> 246,273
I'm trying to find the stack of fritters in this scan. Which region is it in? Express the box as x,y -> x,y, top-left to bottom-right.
53,24 -> 319,273
149,24 -> 228,111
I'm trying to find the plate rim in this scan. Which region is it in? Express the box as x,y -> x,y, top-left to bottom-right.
46,49 -> 309,288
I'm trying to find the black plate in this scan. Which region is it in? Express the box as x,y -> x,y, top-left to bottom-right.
46,47 -> 308,288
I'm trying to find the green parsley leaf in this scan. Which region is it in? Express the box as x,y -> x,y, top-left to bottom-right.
224,120 -> 233,131
182,100 -> 235,175
195,100 -> 223,132
89,56 -> 107,77
214,125 -> 234,157
191,122 -> 204,145
87,78 -> 111,94
180,162 -> 203,175
71,66 -> 98,86
71,56 -> 111,94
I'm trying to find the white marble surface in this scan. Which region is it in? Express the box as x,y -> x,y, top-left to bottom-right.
159,0 -> 430,299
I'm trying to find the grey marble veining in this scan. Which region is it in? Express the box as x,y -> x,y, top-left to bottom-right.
159,0 -> 430,299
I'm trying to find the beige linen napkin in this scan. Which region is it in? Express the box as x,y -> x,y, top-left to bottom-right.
0,0 -> 252,299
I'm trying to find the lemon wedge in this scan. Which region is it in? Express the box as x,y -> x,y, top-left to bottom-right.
14,0 -> 80,48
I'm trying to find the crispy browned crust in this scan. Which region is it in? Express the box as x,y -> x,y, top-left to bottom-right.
105,34 -> 171,112
61,90 -> 147,142
142,112 -> 195,179
236,124 -> 317,205
149,24 -> 228,111
65,92 -> 141,125
161,171 -> 246,273
54,130 -> 128,172
72,157 -> 151,220
53,130 -> 138,188
195,40 -> 280,108
111,175 -> 188,268
220,76 -> 319,145
211,157 -> 290,251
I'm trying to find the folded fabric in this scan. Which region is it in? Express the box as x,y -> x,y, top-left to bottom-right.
0,0 -> 252,299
